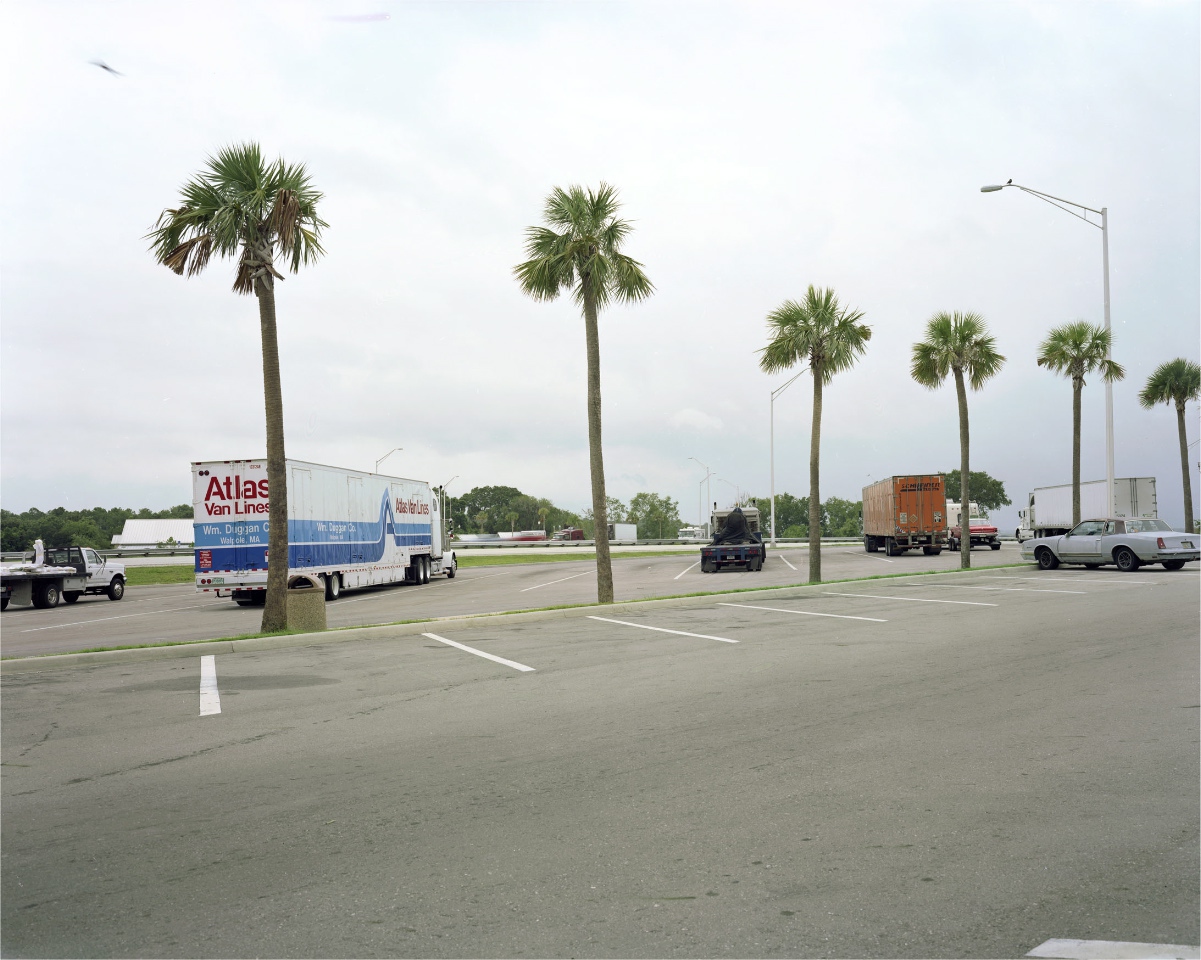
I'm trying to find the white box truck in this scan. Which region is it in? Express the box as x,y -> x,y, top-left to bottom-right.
1015,477 -> 1157,541
607,523 -> 638,541
192,459 -> 456,604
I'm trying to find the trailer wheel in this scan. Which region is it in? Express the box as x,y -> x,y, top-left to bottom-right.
63,591 -> 81,603
323,574 -> 341,600
422,556 -> 431,584
885,540 -> 902,556
107,577 -> 125,601
33,582 -> 60,609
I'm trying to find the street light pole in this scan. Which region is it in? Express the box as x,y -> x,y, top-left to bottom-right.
689,457 -> 712,534
981,181 -> 1115,516
375,447 -> 403,473
770,367 -> 808,546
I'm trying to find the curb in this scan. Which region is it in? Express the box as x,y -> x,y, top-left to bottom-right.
0,564 -> 1025,675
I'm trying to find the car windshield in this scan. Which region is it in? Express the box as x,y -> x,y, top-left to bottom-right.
1123,518 -> 1171,533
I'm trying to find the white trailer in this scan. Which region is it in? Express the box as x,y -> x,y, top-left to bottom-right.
192,459 -> 456,604
1016,477 -> 1157,541
607,523 -> 638,541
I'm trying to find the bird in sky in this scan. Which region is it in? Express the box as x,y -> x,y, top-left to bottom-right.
1006,178 -> 1013,184
89,60 -> 123,76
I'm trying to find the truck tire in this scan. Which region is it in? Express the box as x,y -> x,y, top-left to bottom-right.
1035,548 -> 1059,570
33,582 -> 60,609
323,574 -> 341,600
864,535 -> 872,553
922,546 -> 940,556
1,597 -> 7,611
1114,547 -> 1140,573
422,556 -> 431,584
63,591 -> 82,603
446,559 -> 457,579
885,540 -> 903,556
107,577 -> 125,601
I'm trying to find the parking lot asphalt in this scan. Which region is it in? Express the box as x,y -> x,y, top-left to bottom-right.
2,566 -> 1197,957
1,544 -> 1022,658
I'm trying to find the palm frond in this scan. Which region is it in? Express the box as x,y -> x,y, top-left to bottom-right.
912,310 -> 1004,391
1139,357 -> 1201,408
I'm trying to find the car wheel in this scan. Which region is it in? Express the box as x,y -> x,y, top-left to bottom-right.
990,543 -> 1001,551
107,578 -> 125,601
1036,548 -> 1059,570
323,574 -> 341,600
63,591 -> 81,604
1114,547 -> 1140,573
1162,559 -> 1186,571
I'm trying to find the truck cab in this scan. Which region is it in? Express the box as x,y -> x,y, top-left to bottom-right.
43,546 -> 127,601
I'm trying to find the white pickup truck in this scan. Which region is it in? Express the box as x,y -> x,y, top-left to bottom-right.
1,542 -> 126,610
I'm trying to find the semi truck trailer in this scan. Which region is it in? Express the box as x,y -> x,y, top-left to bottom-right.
862,475 -> 948,556
1015,478 -> 1157,541
193,459 -> 456,605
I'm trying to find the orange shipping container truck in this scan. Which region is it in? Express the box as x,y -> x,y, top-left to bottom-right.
861,475 -> 948,556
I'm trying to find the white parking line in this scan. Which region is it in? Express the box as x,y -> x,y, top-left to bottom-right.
20,603 -> 211,633
199,655 -> 221,716
777,554 -> 797,571
990,575 -> 1155,585
675,560 -> 700,579
422,632 -> 535,672
824,591 -> 997,606
520,570 -> 593,592
864,554 -> 895,563
1026,938 -> 1199,959
587,616 -> 738,644
924,584 -> 1086,595
718,602 -> 887,623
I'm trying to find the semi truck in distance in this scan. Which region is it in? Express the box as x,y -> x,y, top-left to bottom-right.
192,459 -> 457,605
862,475 -> 948,556
1015,478 -> 1157,541
701,504 -> 766,572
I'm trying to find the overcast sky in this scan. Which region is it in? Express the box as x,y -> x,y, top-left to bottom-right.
2,0 -> 1198,535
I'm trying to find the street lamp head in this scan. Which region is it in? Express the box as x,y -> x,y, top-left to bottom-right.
980,185 -> 1005,193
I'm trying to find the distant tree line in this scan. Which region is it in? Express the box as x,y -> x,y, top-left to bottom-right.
1,505 -> 192,552
754,494 -> 863,538
448,486 -> 583,537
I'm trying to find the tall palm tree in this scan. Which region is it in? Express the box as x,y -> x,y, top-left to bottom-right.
514,183 -> 653,603
148,143 -> 327,632
760,286 -> 871,583
911,311 -> 1006,569
1139,358 -> 1200,533
1036,320 -> 1125,527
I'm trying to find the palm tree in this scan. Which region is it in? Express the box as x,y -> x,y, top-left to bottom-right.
148,143 -> 327,632
1139,358 -> 1200,533
514,183 -> 653,603
911,311 -> 1006,569
1036,320 -> 1125,527
759,286 -> 871,582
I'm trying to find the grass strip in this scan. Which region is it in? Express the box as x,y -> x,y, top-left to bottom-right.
126,565 -> 195,586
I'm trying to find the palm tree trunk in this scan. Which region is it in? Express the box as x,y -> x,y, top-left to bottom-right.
1072,376 -> 1082,528
1177,399 -> 1195,534
256,277 -> 290,632
583,289 -> 613,603
809,368 -> 823,583
954,368 -> 971,570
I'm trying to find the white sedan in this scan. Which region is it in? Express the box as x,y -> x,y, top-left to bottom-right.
1020,518 -> 1199,572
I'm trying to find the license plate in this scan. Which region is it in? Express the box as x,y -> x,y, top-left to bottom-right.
1183,541 -> 1195,549
211,577 -> 224,584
